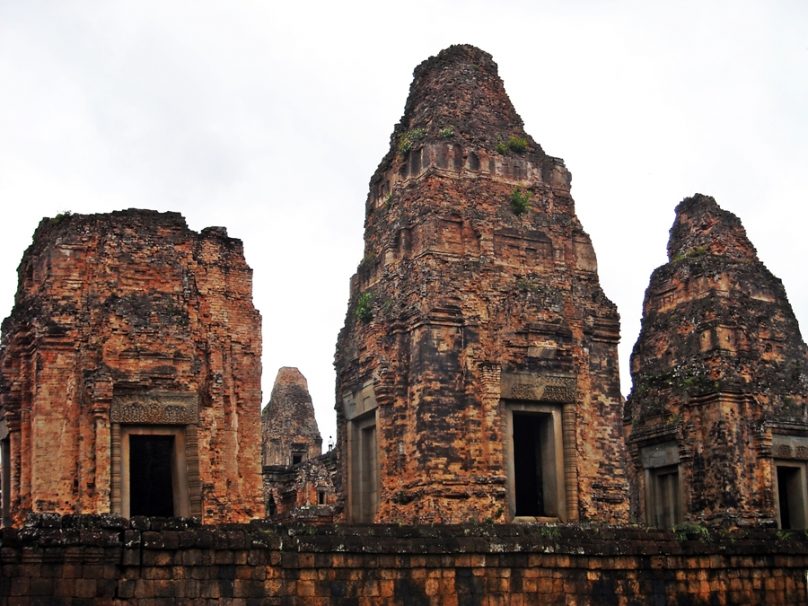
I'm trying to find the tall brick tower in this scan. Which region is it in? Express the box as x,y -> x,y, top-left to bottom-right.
335,45 -> 629,524
625,194 -> 808,528
0,210 -> 264,524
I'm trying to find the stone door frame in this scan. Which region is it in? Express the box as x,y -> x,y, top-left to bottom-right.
110,392 -> 201,518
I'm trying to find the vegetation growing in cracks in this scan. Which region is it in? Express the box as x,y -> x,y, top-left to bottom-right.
398,128 -> 426,154
497,135 -> 528,154
510,188 -> 531,215
672,246 -> 709,263
355,292 -> 374,323
52,211 -> 73,225
673,522 -> 711,542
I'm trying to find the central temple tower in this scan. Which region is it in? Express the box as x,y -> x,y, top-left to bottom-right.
335,45 -> 628,524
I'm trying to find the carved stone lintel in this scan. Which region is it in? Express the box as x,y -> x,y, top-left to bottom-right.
111,391 -> 199,425
501,372 -> 577,403
772,435 -> 808,461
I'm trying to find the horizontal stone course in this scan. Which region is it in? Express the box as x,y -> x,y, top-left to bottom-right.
1,516 -> 808,604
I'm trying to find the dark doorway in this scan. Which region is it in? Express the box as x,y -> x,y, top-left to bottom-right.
359,423 -> 378,522
650,466 -> 681,528
513,412 -> 556,517
1,437 -> 10,526
130,435 -> 175,517
777,465 -> 805,529
349,418 -> 378,523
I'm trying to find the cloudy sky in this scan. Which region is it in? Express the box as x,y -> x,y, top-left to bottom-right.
1,1 -> 806,445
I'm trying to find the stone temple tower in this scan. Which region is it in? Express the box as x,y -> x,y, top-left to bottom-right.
261,367 -> 322,467
335,45 -> 629,524
261,367 -> 337,521
0,210 -> 264,525
625,195 -> 808,528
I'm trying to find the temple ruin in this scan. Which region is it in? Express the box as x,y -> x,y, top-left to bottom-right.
625,194 -> 808,529
262,367 -> 323,467
261,367 -> 337,521
0,46 -> 806,536
0,210 -> 264,524
1,42 -> 807,606
334,45 -> 629,524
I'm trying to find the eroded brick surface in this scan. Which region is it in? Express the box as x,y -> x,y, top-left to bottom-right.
261,367 -> 322,467
263,450 -> 339,523
2,516 -> 808,605
261,367 -> 338,522
0,210 -> 264,523
625,194 -> 808,526
335,45 -> 629,523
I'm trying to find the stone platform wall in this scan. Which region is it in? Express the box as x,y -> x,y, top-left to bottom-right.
1,516 -> 807,605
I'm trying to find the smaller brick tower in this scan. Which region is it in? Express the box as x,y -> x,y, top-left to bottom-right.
261,367 -> 322,467
625,195 -> 808,528
261,367 -> 337,521
0,210 -> 264,524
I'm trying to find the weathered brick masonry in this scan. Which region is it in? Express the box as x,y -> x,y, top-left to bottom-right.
625,195 -> 808,528
261,368 -> 322,468
2,515 -> 808,605
335,44 -> 628,525
2,44 -> 808,605
261,367 -> 339,522
0,210 -> 264,524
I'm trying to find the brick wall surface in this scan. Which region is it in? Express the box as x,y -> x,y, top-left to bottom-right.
0,210 -> 264,524
2,515 -> 807,605
335,43 -> 628,525
625,194 -> 808,527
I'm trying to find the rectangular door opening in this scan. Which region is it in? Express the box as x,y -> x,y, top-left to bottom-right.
513,412 -> 557,517
650,465 -> 681,528
349,415 -> 378,523
777,464 -> 807,530
359,423 -> 378,522
129,435 -> 175,517
0,437 -> 10,526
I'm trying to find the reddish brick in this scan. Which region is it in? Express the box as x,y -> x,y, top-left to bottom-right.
0,211 -> 264,524
626,195 -> 808,527
334,44 -> 629,525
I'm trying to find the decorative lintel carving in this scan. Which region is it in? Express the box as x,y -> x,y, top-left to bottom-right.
501,372 -> 577,403
111,391 -> 199,425
772,435 -> 808,461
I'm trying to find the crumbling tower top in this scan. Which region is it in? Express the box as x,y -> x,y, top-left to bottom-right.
667,193 -> 758,262
401,45 -> 530,147
261,367 -> 322,467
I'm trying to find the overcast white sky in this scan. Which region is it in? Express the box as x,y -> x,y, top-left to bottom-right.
1,1 -> 806,446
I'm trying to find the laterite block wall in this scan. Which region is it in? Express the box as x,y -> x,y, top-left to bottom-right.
2,516 -> 807,605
